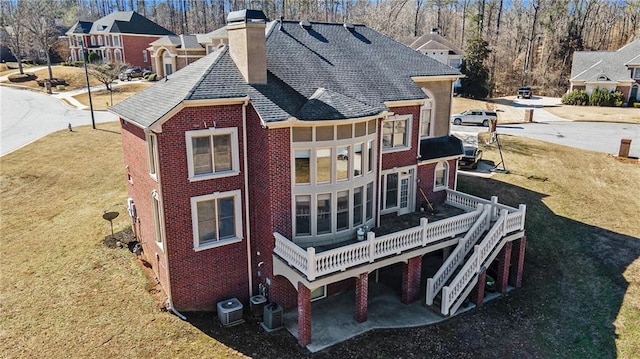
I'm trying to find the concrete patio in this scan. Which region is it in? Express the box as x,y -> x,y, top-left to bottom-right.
282,280 -> 505,352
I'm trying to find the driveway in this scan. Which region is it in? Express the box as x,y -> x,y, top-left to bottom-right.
0,86 -> 117,156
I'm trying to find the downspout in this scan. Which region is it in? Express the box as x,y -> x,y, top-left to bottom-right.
242,100 -> 254,297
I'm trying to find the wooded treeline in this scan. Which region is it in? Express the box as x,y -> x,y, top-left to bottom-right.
5,0 -> 640,95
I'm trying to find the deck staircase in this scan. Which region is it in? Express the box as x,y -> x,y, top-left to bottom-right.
425,191 -> 526,316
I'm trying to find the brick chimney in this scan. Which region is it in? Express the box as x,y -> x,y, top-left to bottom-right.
226,9 -> 268,84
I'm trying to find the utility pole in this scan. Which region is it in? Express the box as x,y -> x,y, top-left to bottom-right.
81,38 -> 96,130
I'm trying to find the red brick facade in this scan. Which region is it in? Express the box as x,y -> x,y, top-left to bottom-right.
121,35 -> 161,68
401,256 -> 422,304
354,273 -> 369,323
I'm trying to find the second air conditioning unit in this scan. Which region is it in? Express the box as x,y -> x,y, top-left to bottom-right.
216,298 -> 244,327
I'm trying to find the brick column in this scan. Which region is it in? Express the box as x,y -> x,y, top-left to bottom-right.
471,267 -> 487,306
509,236 -> 527,288
401,256 -> 422,304
354,272 -> 369,323
297,283 -> 311,347
497,241 -> 512,293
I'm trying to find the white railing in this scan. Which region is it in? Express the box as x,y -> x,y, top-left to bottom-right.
274,209 -> 483,281
440,209 -> 509,316
446,189 -> 523,222
274,192 -> 526,284
426,204 -> 490,305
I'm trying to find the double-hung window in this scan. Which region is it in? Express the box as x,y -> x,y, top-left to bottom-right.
186,128 -> 239,181
420,102 -> 432,138
152,191 -> 164,249
147,133 -> 158,180
382,115 -> 411,151
191,190 -> 242,250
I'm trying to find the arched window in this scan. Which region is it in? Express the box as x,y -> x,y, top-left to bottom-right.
434,161 -> 449,190
114,49 -> 122,63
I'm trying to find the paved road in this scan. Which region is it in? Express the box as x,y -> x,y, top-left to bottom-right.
452,122 -> 640,158
0,86 -> 117,156
453,96 -> 640,158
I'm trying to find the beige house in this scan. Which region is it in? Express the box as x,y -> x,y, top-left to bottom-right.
149,27 -> 227,78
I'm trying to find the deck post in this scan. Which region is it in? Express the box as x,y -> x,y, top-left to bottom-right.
509,236 -> 526,288
497,241 -> 512,293
306,247 -> 316,280
401,256 -> 422,304
367,232 -> 376,262
471,267 -> 487,306
354,272 -> 369,323
297,282 -> 312,347
420,217 -> 428,246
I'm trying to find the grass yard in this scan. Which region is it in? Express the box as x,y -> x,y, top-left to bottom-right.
1,65 -> 102,91
73,82 -> 154,110
545,105 -> 640,124
1,123 -> 639,358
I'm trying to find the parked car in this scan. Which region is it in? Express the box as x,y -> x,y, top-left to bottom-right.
459,146 -> 483,170
450,109 -> 497,127
517,86 -> 532,99
119,67 -> 143,81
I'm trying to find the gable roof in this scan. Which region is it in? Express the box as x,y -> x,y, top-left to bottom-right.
110,19 -> 461,127
66,11 -> 174,36
409,33 -> 464,56
570,38 -> 640,83
150,34 -> 203,49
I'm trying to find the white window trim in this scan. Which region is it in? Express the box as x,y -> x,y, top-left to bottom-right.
97,36 -> 103,46
419,101 -> 433,138
433,161 -> 449,191
191,189 -> 243,251
90,35 -> 95,45
311,286 -> 327,301
634,68 -> 640,79
142,50 -> 148,63
147,133 -> 158,181
186,127 -> 240,182
113,35 -> 119,47
380,166 -> 415,215
382,114 -> 412,153
151,190 -> 165,251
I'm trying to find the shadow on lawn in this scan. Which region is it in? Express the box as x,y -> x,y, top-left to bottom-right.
177,176 -> 638,358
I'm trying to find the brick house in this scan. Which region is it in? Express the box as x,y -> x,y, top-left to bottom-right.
148,27 -> 228,79
569,38 -> 640,104
66,11 -> 174,68
110,10 -> 527,347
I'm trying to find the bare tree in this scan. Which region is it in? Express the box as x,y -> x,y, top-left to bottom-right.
24,0 -> 64,81
0,0 -> 29,74
88,62 -> 128,91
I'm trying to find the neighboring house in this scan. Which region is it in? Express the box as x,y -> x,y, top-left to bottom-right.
110,10 -> 527,348
66,11 -> 174,68
408,29 -> 464,92
408,29 -> 464,70
148,27 -> 228,78
569,38 -> 640,104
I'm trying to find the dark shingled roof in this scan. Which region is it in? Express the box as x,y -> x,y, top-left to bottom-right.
419,136 -> 463,161
66,11 -> 174,36
110,19 -> 460,127
66,21 -> 93,34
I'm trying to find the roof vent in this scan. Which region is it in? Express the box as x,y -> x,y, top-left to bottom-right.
343,23 -> 355,32
299,20 -> 312,30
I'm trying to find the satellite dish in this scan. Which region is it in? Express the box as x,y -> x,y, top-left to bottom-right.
102,211 -> 119,238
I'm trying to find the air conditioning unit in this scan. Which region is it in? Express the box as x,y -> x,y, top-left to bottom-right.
217,298 -> 244,327
262,303 -> 283,331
